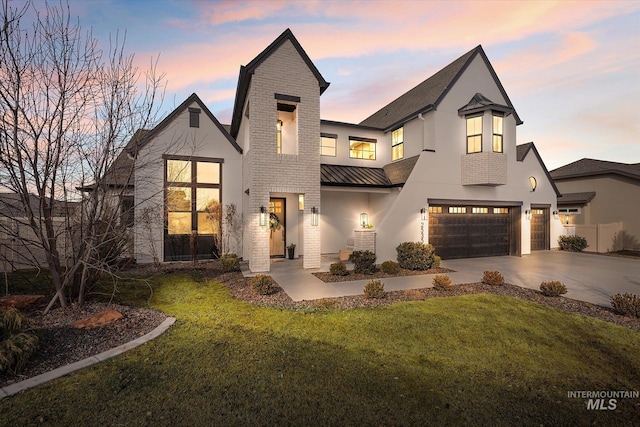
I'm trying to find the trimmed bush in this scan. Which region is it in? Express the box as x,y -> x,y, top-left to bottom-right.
540,281 -> 567,297
482,270 -> 505,286
220,253 -> 240,273
1,308 -> 39,373
363,280 -> 385,299
349,250 -> 377,274
380,261 -> 401,275
611,293 -> 640,318
251,274 -> 277,295
558,235 -> 588,252
396,242 -> 436,270
316,298 -> 339,309
432,274 -> 452,291
432,255 -> 442,269
329,262 -> 348,276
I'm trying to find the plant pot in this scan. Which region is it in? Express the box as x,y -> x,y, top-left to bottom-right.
287,248 -> 295,260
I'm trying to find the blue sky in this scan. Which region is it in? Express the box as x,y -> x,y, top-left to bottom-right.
62,0 -> 639,170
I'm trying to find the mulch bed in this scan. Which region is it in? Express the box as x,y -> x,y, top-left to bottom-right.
312,267 -> 454,283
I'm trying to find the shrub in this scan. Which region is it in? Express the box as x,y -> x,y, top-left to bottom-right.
1,308 -> 39,373
403,289 -> 424,299
396,242 -> 436,270
251,274 -> 277,295
482,270 -> 505,286
432,255 -> 442,269
558,235 -> 588,252
349,250 -> 377,274
540,281 -> 567,297
363,280 -> 385,299
220,253 -> 240,273
610,293 -> 640,318
432,274 -> 452,291
329,262 -> 348,276
380,261 -> 401,275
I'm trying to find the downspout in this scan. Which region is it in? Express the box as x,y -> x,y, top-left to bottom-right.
418,113 -> 426,150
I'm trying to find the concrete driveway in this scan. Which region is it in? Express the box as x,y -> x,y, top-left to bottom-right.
442,251 -> 640,307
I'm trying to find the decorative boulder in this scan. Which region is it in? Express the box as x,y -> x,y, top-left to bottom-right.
73,309 -> 123,329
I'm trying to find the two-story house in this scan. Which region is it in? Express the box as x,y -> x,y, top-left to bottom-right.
128,29 -> 562,272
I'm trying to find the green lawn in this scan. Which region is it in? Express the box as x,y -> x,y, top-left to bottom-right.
2,273 -> 639,426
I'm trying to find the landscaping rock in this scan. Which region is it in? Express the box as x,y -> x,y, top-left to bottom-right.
72,309 -> 123,329
0,294 -> 44,309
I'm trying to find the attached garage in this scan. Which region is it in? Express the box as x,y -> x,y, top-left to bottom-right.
530,206 -> 550,250
428,202 -> 521,260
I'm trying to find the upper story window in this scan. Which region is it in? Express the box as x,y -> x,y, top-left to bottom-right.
320,133 -> 337,156
391,127 -> 404,161
120,196 -> 134,228
492,114 -> 503,153
189,108 -> 200,128
466,115 -> 482,153
349,136 -> 376,160
276,119 -> 283,154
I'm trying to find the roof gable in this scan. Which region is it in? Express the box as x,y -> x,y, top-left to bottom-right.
359,45 -> 522,131
230,29 -> 330,138
550,158 -> 640,181
517,142 -> 561,197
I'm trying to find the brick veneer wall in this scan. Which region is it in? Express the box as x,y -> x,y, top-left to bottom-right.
243,40 -> 322,272
461,152 -> 507,186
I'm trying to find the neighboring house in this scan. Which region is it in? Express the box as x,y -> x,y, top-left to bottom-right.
0,193 -> 76,272
124,29 -> 562,272
551,159 -> 640,250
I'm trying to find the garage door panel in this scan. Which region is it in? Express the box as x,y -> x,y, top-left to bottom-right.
429,207 -> 511,259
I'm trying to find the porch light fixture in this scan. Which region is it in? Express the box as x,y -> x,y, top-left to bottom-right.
311,206 -> 319,226
525,209 -> 532,220
298,194 -> 304,211
553,210 -> 559,220
259,206 -> 267,227
529,176 -> 537,192
420,208 -> 427,221
360,212 -> 368,228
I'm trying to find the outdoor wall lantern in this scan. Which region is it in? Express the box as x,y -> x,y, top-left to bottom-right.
259,206 -> 267,227
360,212 -> 368,228
529,176 -> 537,192
298,194 -> 304,211
420,208 -> 427,221
525,209 -> 532,220
311,206 -> 319,226
553,210 -> 559,220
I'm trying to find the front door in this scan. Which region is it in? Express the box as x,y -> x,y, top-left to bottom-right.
269,198 -> 286,257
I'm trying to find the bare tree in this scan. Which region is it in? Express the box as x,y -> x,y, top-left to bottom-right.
0,0 -> 163,311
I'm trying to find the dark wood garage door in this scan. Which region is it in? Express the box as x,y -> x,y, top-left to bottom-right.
530,208 -> 550,250
428,206 -> 511,259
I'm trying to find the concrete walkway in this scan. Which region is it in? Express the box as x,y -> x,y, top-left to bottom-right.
244,252 -> 639,307
0,317 -> 176,400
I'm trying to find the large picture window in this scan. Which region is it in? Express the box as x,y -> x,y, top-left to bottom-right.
466,115 -> 482,153
349,136 -> 376,160
392,127 -> 404,161
165,157 -> 222,236
493,114 -> 503,153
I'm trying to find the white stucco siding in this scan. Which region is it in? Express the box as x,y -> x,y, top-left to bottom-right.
134,101 -> 243,264
319,121 -> 387,167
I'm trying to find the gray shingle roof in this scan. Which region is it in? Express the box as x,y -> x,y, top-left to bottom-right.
557,192 -> 596,205
321,164 -> 392,187
550,159 -> 640,181
383,155 -> 419,185
359,45 -> 522,131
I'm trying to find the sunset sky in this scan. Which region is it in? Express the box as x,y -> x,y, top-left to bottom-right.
63,0 -> 639,170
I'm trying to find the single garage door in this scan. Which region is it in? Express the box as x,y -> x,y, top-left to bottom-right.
428,205 -> 513,259
530,208 -> 550,250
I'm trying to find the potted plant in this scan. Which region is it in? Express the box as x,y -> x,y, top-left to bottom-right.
287,243 -> 296,260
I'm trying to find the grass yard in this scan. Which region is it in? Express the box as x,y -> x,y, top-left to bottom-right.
2,272 -> 639,426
